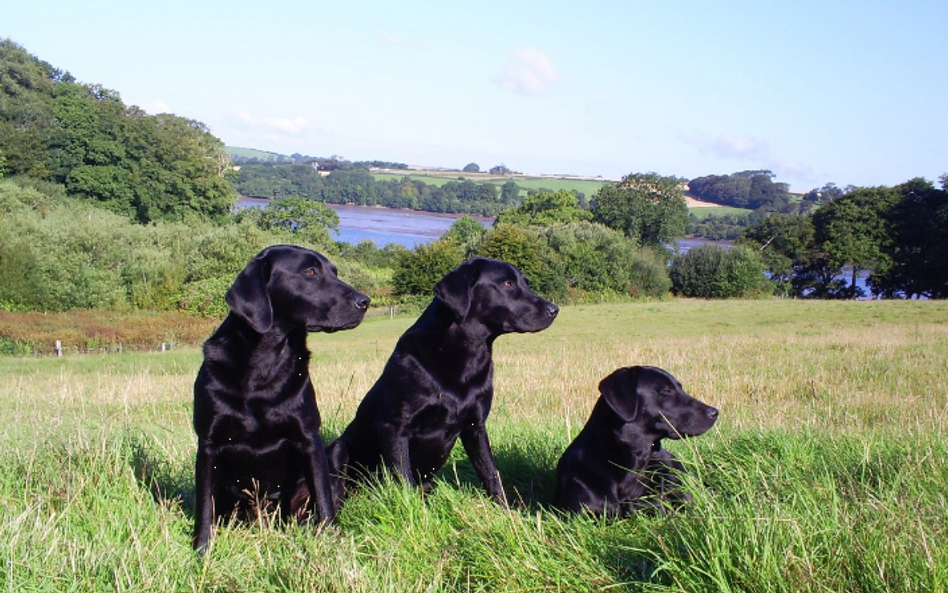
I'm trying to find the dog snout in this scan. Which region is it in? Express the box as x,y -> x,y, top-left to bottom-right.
354,294 -> 371,310
547,303 -> 559,318
706,406 -> 719,421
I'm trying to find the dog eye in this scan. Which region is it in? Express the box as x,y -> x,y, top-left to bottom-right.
304,268 -> 320,278
501,280 -> 514,288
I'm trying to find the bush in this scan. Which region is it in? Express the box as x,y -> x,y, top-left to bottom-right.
176,276 -> 231,318
391,238 -> 465,298
540,223 -> 670,299
670,244 -> 771,298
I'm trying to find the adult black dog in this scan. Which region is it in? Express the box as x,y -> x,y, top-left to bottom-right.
327,257 -> 559,504
553,365 -> 718,516
192,245 -> 370,553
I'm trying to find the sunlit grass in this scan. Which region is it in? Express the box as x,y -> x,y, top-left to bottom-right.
1,299 -> 946,591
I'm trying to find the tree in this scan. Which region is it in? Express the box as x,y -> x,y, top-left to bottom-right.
238,196 -> 340,249
0,40 -> 237,224
810,186 -> 897,298
870,178 -> 948,298
494,190 -> 592,227
688,170 -> 791,211
500,180 -> 520,203
489,164 -> 511,175
592,172 -> 688,249
739,213 -> 814,296
443,216 -> 486,248
462,162 -> 480,173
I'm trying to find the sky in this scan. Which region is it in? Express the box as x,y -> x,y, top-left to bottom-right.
4,1 -> 946,191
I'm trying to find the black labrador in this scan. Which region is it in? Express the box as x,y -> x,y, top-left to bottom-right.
327,257 -> 559,504
553,365 -> 718,516
192,245 -> 370,553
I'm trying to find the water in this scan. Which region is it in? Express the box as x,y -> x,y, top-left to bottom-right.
237,198 -> 487,248
237,199 -> 880,297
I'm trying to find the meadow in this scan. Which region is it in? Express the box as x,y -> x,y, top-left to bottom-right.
371,170 -> 607,197
1,299 -> 946,592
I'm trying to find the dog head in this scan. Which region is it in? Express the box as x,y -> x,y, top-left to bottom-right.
598,366 -> 718,439
226,245 -> 370,334
433,257 -> 558,333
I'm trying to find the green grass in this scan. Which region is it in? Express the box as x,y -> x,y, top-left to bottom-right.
2,299 -> 947,591
688,205 -> 752,220
371,170 -> 607,197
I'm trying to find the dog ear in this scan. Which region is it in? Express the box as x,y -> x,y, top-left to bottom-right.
599,366 -> 641,422
433,259 -> 478,321
225,250 -> 274,333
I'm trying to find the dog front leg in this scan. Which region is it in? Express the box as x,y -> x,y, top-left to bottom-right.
378,421 -> 415,485
460,423 -> 507,506
193,441 -> 217,554
302,437 -> 336,524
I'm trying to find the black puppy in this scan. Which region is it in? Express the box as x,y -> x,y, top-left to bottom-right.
192,245 -> 370,553
553,366 -> 718,516
328,257 -> 558,504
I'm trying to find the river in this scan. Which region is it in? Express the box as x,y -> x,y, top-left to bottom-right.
237,198 -> 488,248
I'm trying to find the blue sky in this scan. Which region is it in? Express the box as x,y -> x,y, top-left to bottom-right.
4,1 -> 946,190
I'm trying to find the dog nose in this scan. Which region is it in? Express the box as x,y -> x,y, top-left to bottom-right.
547,304 -> 559,318
707,407 -> 719,420
355,295 -> 371,310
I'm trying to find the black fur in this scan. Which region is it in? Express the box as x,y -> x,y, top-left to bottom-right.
553,366 -> 718,516
327,257 -> 558,504
192,245 -> 369,553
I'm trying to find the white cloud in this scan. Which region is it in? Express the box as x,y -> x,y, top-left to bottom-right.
231,110 -> 311,135
140,99 -> 171,114
708,134 -> 771,160
497,47 -> 559,96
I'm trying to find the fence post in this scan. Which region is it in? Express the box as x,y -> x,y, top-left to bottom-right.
55,340 -> 62,357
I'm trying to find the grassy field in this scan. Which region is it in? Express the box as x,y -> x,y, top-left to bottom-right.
688,205 -> 752,220
371,170 -> 607,197
2,299 -> 946,592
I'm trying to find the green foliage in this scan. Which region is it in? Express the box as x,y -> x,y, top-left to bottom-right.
494,190 -> 592,227
236,165 -> 523,217
391,238 -> 465,298
176,276 -> 231,318
477,224 -> 564,299
869,178 -> 948,298
687,210 -> 753,240
237,196 -> 340,250
443,216 -> 487,256
670,244 -> 771,298
688,169 -> 792,211
541,222 -> 668,298
592,172 -> 688,249
0,179 -> 268,313
0,40 -> 236,224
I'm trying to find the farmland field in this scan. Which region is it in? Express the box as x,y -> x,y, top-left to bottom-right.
371,170 -> 608,197
1,299 -> 946,591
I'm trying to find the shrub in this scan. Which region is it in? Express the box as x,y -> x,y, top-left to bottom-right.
391,238 -> 465,297
670,244 -> 771,298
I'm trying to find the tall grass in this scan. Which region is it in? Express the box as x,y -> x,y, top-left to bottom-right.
1,299 -> 946,591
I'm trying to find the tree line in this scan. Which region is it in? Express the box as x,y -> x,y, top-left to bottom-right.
739,177 -> 948,299
232,162 -> 535,217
